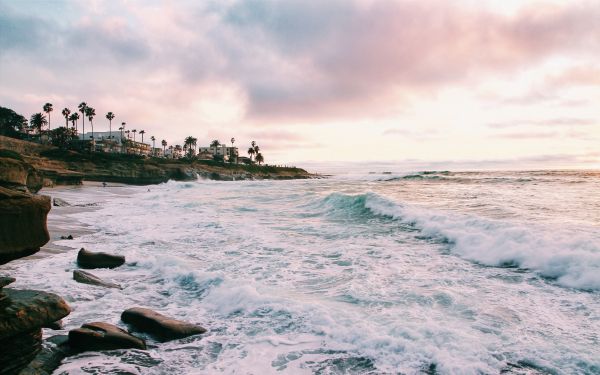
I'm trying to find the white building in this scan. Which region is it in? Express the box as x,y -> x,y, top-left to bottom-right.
197,145 -> 238,162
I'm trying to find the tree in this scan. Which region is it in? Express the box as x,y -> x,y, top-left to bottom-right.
61,108 -> 71,127
210,139 -> 221,156
125,130 -> 130,139
106,112 -> 115,140
43,103 -> 53,130
132,129 -> 137,142
0,106 -> 28,138
230,137 -> 236,163
151,136 -> 156,155
78,102 -> 87,136
50,126 -> 78,149
30,113 -> 47,134
139,129 -> 145,144
255,152 -> 264,165
85,107 -> 96,139
161,139 -> 167,155
69,112 -> 79,133
247,147 -> 255,161
184,136 -> 195,157
120,122 -> 126,140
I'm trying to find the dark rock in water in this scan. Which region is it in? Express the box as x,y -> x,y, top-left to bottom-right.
60,235 -> 74,240
121,307 -> 207,342
52,197 -> 70,207
0,187 -> 50,265
0,276 -> 15,288
73,270 -> 122,289
0,289 -> 70,375
43,320 -> 64,330
77,248 -> 125,269
18,335 -> 74,375
68,322 -> 146,351
0,289 -> 71,339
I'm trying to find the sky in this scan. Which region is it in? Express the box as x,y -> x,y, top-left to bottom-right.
1,0 -> 599,168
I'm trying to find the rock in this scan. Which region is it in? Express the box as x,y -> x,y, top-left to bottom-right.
60,235 -> 73,240
18,335 -> 74,375
77,248 -> 125,269
43,320 -> 64,330
121,307 -> 207,342
52,197 -> 70,207
73,270 -> 122,289
0,289 -> 70,375
0,157 -> 43,193
68,322 -> 146,351
0,187 -> 51,265
0,276 -> 15,288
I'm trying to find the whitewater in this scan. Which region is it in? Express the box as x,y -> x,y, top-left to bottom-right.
5,170 -> 600,374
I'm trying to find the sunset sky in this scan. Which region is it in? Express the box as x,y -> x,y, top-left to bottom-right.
1,0 -> 599,168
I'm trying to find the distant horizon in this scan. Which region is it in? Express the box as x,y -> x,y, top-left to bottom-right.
1,0 -> 599,167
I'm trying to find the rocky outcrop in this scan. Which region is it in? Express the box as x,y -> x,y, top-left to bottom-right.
73,270 -> 122,289
0,289 -> 70,375
0,157 -> 43,193
0,187 -> 50,264
121,307 -> 207,342
77,248 -> 125,269
18,335 -> 73,375
68,322 -> 146,351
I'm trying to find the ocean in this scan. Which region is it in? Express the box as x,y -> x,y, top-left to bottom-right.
6,169 -> 600,374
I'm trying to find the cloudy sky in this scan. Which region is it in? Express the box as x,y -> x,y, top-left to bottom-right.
1,0 -> 599,168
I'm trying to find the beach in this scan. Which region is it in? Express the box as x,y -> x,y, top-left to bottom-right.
2,170 -> 599,374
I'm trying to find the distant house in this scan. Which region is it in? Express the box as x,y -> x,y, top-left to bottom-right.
197,145 -> 238,162
164,146 -> 182,159
152,147 -> 164,158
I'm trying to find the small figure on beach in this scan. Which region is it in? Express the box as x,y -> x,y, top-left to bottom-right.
102,182 -> 107,187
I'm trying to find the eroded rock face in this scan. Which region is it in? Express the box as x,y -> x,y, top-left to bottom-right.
0,289 -> 71,375
73,270 -> 122,289
0,187 -> 51,264
76,248 -> 125,269
0,157 -> 43,193
68,322 -> 146,351
121,307 -> 207,342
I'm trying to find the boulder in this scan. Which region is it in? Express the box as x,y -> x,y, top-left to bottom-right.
68,322 -> 146,351
18,335 -> 74,375
73,270 -> 122,289
121,307 -> 207,342
0,289 -> 71,375
0,187 -> 50,265
52,198 -> 70,207
76,248 -> 125,269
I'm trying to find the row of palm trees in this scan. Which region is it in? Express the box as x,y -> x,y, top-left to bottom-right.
29,102 -> 266,164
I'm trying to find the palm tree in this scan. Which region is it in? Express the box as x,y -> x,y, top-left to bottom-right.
120,122 -> 126,140
132,129 -> 137,142
85,107 -> 96,139
125,130 -> 130,139
175,144 -> 182,157
78,102 -> 87,136
62,108 -> 71,127
255,152 -> 264,165
184,136 -> 194,157
210,139 -> 220,156
253,144 -> 260,155
230,137 -> 236,162
247,147 -> 255,161
106,112 -> 115,140
43,103 -> 53,130
30,113 -> 48,134
69,113 -> 79,132
161,139 -> 167,155
151,136 -> 156,155
139,130 -> 145,144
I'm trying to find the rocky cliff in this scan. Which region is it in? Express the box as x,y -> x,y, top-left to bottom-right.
0,162 -> 71,374
0,136 -> 313,186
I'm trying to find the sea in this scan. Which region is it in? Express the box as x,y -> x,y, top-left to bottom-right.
6,168 -> 600,374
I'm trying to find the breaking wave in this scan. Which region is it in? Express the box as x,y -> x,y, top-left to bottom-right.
322,192 -> 600,290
